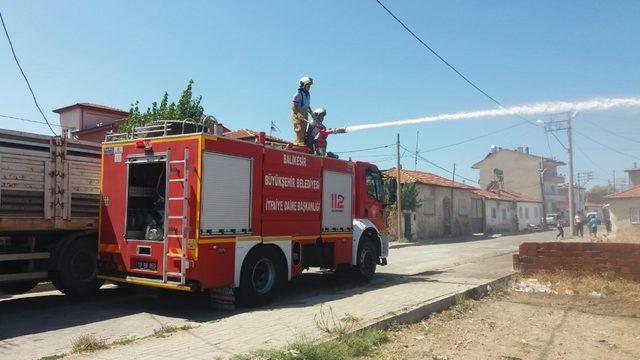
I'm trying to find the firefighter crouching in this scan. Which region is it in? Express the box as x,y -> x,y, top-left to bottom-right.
307,108 -> 345,156
291,76 -> 313,146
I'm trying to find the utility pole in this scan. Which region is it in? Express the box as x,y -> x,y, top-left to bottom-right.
414,131 -> 419,170
567,112 -> 575,237
612,170 -> 616,193
396,133 -> 402,241
542,111 -> 576,236
539,157 -> 547,227
450,164 -> 456,235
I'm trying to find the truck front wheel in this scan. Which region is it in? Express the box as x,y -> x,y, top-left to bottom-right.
0,280 -> 39,295
355,240 -> 377,281
51,236 -> 104,297
238,246 -> 284,307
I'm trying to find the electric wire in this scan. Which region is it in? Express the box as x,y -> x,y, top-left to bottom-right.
582,118 -> 640,144
334,143 -> 394,154
0,114 -> 74,129
418,120 -> 527,153
373,0 -> 502,107
0,11 -> 57,135
401,144 -> 478,184
574,129 -> 640,160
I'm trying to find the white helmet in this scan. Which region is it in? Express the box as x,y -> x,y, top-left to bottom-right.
299,76 -> 313,87
313,108 -> 326,119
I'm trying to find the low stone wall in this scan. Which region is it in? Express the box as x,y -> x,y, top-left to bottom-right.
513,242 -> 640,281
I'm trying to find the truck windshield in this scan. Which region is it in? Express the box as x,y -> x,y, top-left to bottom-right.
366,168 -> 384,201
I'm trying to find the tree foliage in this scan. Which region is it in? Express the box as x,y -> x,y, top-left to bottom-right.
119,80 -> 204,132
400,183 -> 421,212
586,184 -> 614,199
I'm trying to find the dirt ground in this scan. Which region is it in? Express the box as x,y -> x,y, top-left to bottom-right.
374,276 -> 640,360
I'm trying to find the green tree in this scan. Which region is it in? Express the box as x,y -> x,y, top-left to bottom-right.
400,183 -> 421,211
586,184 -> 614,199
119,80 -> 204,133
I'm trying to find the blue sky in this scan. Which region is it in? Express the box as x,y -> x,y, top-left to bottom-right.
1,1 -> 639,187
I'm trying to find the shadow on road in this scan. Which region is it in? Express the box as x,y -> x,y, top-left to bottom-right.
0,269 -> 445,341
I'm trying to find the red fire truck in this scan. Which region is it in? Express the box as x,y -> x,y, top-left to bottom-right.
97,121 -> 391,306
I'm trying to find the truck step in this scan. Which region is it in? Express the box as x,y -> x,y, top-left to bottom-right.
165,272 -> 184,278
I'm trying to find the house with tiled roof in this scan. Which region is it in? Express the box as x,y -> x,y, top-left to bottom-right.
604,185 -> 640,232
384,168 -> 483,239
472,146 -> 565,214
53,103 -> 129,143
473,189 -> 542,233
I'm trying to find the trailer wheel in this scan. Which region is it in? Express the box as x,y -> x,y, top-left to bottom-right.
238,246 -> 284,307
355,240 -> 377,281
0,280 -> 39,295
51,237 -> 104,297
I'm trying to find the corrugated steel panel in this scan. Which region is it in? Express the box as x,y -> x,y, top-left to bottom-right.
322,171 -> 353,231
200,152 -> 252,234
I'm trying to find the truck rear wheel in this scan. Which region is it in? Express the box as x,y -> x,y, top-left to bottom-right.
238,246 -> 284,307
355,240 -> 377,281
0,280 -> 39,295
51,237 -> 103,297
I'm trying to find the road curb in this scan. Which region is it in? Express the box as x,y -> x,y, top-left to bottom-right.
360,273 -> 515,331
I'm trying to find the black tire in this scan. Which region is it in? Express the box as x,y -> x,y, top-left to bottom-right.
51,237 -> 104,297
354,240 -> 377,281
238,246 -> 284,307
0,280 -> 39,295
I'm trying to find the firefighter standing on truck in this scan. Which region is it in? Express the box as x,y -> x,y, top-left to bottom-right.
291,76 -> 313,146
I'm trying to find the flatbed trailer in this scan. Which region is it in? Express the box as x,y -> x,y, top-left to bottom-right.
0,128 -> 103,295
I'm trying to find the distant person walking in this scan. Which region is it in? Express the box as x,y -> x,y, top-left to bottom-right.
574,211 -> 584,237
555,215 -> 564,240
589,215 -> 598,237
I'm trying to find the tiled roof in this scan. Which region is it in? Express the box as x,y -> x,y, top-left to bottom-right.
223,129 -> 291,144
53,103 -> 129,114
604,185 -> 640,199
384,168 -> 476,190
473,189 -> 540,203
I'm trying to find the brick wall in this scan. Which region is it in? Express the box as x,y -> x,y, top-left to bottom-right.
513,242 -> 640,281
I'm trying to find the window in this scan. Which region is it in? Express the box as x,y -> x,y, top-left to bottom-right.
519,207 -> 523,218
501,208 -> 506,220
534,207 -> 539,218
525,207 -> 530,219
631,208 -> 640,225
366,168 -> 384,201
491,207 -> 497,219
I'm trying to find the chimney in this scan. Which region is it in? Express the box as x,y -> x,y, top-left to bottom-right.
490,145 -> 498,154
516,146 -> 524,153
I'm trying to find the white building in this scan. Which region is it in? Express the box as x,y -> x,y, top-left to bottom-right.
473,189 -> 543,233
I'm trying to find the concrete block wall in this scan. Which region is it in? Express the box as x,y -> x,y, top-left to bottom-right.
513,242 -> 640,281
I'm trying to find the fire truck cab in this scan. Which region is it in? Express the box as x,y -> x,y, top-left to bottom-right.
98,121 -> 390,306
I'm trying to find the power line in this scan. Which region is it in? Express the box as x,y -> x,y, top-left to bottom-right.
334,143 -> 394,154
574,129 -> 640,161
374,0 -> 503,107
582,118 -> 640,144
0,114 -> 74,130
550,131 -> 568,151
419,120 -> 528,153
574,143 -> 604,171
0,11 -> 57,135
545,132 -> 554,159
401,144 -> 478,184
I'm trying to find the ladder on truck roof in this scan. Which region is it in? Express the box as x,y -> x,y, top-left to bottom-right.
164,147 -> 190,285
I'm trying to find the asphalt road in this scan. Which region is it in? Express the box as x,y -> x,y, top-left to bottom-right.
0,231 -> 553,359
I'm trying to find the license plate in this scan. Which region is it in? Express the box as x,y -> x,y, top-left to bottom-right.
135,261 -> 157,271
